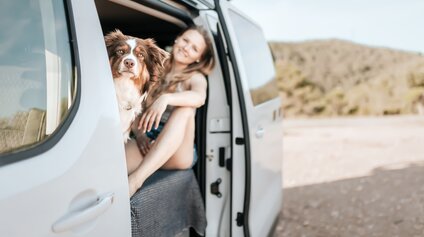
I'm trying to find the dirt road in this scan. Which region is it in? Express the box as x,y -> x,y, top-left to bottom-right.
273,115 -> 424,237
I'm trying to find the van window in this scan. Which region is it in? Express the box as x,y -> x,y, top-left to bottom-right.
228,9 -> 279,106
0,0 -> 75,156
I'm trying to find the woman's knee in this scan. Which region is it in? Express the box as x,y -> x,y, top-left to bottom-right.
164,154 -> 193,170
177,158 -> 193,169
172,107 -> 195,120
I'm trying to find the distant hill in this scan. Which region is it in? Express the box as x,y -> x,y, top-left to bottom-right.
270,39 -> 424,118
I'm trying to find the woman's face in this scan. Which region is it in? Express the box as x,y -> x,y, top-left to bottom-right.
173,29 -> 206,67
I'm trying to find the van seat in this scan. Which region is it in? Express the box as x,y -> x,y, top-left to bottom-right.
0,108 -> 46,153
130,169 -> 206,237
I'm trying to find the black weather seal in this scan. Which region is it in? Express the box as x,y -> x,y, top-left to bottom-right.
214,1 -> 252,237
194,83 -> 209,202
214,27 -> 232,106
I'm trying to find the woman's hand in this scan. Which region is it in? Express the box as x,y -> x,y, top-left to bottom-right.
138,94 -> 169,133
136,133 -> 153,156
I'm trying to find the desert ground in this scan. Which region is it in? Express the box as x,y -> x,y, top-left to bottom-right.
273,115 -> 424,237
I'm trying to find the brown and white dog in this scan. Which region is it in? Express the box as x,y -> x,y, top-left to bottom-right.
105,30 -> 168,142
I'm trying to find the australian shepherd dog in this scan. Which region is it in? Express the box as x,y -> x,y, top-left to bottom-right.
105,30 -> 168,142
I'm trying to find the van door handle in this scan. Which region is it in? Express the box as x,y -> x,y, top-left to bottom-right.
255,127 -> 265,138
52,193 -> 114,233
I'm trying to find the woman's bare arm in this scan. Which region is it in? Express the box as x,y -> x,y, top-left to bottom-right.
164,73 -> 207,108
139,73 -> 207,132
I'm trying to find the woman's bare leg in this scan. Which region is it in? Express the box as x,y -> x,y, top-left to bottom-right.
128,107 -> 196,191
161,108 -> 195,169
125,140 -> 144,174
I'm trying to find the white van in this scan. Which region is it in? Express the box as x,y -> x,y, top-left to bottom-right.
0,0 -> 283,236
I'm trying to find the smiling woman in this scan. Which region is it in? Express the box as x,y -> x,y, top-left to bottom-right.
173,29 -> 206,66
125,26 -> 215,197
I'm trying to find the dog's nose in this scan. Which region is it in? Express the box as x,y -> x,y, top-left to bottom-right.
124,59 -> 135,68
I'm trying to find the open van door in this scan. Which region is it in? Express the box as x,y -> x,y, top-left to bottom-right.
0,0 -> 131,236
215,0 -> 283,236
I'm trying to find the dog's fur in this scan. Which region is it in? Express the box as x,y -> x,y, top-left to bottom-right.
105,30 -> 168,142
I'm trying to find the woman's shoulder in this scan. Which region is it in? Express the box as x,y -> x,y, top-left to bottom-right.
189,72 -> 207,83
184,72 -> 207,90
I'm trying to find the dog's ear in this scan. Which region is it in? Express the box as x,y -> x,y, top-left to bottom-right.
104,29 -> 126,50
142,38 -> 170,82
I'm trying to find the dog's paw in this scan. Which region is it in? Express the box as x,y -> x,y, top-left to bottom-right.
123,131 -> 131,143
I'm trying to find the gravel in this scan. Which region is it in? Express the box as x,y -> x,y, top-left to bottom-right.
274,115 -> 424,237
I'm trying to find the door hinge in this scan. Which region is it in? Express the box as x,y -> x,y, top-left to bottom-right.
236,212 -> 244,226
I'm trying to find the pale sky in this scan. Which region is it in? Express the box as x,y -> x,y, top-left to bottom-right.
231,0 -> 424,53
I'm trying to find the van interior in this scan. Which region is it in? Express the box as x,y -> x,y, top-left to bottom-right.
95,0 -> 192,49
94,1 -> 210,236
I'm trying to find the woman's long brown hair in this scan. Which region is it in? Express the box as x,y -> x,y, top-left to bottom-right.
146,26 -> 215,107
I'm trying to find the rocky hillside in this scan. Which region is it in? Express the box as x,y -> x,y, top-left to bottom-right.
270,39 -> 424,118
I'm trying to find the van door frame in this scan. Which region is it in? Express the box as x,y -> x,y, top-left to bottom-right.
214,0 -> 252,236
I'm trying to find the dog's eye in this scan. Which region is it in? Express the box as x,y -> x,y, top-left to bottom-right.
116,50 -> 125,55
137,53 -> 144,59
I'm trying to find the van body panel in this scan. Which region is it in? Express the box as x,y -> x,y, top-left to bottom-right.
248,99 -> 283,236
0,0 -> 131,236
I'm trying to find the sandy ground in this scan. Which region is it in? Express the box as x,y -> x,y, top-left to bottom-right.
273,115 -> 424,237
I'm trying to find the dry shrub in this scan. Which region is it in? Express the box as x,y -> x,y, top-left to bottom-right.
270,40 -> 424,118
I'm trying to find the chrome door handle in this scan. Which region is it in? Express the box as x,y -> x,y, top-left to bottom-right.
52,193 -> 114,233
255,127 -> 265,138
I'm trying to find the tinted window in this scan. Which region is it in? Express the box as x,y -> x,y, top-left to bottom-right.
229,9 -> 279,106
0,0 -> 75,156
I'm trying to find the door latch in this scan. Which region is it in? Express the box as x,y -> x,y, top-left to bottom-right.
210,178 -> 222,198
